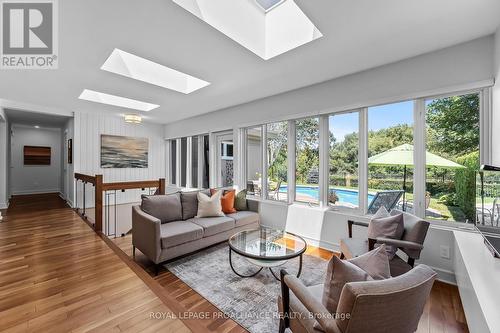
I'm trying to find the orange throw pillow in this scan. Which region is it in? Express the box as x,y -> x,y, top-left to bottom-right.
210,189 -> 237,214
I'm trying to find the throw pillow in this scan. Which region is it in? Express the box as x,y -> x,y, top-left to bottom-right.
321,256 -> 373,315
234,189 -> 248,211
317,245 -> 390,331
367,213 -> 404,259
141,193 -> 182,224
196,191 -> 225,218
210,189 -> 237,214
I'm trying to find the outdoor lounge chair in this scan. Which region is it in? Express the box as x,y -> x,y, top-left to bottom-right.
367,190 -> 404,214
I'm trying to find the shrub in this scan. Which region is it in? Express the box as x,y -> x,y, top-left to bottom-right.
454,151 -> 479,222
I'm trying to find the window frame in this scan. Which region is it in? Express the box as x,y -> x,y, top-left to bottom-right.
236,87 -> 490,227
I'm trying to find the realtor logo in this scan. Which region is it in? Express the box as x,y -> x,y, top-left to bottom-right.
1,0 -> 58,69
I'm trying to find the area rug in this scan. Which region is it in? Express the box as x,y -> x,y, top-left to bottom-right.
165,243 -> 328,333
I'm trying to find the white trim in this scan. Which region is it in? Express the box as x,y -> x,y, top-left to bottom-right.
197,135 -> 205,188
319,115 -> 329,207
414,99 -> 426,218
186,136 -> 193,188
261,125 -> 268,198
480,88 -> 492,165
175,138 -> 182,188
287,120 -> 296,204
358,108 -> 368,214
11,189 -> 61,195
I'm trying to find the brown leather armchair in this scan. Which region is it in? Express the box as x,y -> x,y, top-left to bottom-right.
340,209 -> 430,277
278,265 -> 436,333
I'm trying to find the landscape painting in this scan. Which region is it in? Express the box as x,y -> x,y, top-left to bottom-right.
101,135 -> 148,168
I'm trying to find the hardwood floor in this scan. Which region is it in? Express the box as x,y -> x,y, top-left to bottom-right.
0,194 -> 191,333
113,234 -> 469,333
0,193 -> 469,333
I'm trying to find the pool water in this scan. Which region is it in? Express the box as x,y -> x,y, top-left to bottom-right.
279,185 -> 374,206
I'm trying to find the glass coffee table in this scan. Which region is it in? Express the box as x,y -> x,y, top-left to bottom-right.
228,227 -> 307,280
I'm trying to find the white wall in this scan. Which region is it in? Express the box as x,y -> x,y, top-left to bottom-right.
0,115 -> 8,208
73,112 -> 166,207
165,36 -> 494,138
492,27 -> 500,166
62,118 -> 75,206
10,125 -> 62,195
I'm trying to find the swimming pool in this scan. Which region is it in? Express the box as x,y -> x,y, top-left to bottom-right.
279,185 -> 374,206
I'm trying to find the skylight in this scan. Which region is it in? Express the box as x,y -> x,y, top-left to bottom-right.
172,0 -> 322,60
78,89 -> 159,111
101,49 -> 210,94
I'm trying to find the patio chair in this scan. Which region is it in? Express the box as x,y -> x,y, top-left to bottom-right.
367,190 -> 404,214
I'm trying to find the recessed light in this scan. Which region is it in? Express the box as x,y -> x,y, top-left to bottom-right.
101,49 -> 210,94
78,89 -> 159,112
173,0 -> 322,60
34,125 -> 40,129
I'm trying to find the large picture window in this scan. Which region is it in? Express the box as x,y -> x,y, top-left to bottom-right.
329,111 -> 359,208
170,140 -> 177,185
180,137 -> 187,187
295,117 -> 319,204
267,121 -> 288,202
368,101 -> 414,212
425,93 -> 480,222
246,127 -> 263,196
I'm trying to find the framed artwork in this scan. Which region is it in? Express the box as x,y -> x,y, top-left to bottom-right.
68,139 -> 73,164
100,135 -> 148,168
24,146 -> 51,165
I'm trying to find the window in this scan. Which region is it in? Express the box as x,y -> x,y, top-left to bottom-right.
170,140 -> 177,185
295,117 -> 319,204
329,111 -> 359,208
215,132 -> 234,187
425,93 -> 480,222
192,136 -> 198,187
267,121 -> 287,201
368,101 -> 414,212
180,138 -> 187,187
203,135 -> 210,188
246,126 -> 263,196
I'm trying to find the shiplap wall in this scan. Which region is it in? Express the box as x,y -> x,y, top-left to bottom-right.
74,112 -> 166,207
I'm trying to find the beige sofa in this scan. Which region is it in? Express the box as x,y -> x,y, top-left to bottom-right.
132,190 -> 260,274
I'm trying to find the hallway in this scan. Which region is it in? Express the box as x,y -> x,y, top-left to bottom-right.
0,194 -> 190,332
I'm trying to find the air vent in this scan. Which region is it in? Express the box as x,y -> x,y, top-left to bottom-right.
255,0 -> 286,12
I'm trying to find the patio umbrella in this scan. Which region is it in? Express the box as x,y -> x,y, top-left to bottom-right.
368,144 -> 465,211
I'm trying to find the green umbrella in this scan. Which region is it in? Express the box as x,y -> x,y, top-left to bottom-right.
368,144 -> 465,211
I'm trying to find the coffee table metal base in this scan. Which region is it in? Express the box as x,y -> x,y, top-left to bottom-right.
229,247 -> 303,281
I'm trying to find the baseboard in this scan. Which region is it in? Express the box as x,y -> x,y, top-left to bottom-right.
12,189 -> 62,195
66,199 -> 74,208
426,266 -> 456,285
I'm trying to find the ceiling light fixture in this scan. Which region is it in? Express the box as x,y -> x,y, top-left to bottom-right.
34,125 -> 40,129
101,49 -> 210,94
78,89 -> 159,111
255,0 -> 286,12
124,114 -> 142,124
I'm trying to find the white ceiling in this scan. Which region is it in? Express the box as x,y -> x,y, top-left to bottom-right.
4,109 -> 70,128
0,0 -> 499,124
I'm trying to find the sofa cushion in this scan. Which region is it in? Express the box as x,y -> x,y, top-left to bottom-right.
227,211 -> 260,227
180,190 -> 209,220
188,216 -> 235,237
160,221 -> 204,249
141,193 -> 182,224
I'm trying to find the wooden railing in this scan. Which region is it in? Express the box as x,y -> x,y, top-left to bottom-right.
74,173 -> 165,234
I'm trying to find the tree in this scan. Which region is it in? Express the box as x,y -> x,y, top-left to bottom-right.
426,94 -> 479,157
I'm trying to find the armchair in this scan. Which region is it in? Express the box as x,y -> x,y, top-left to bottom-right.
340,210 -> 430,276
278,265 -> 436,333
